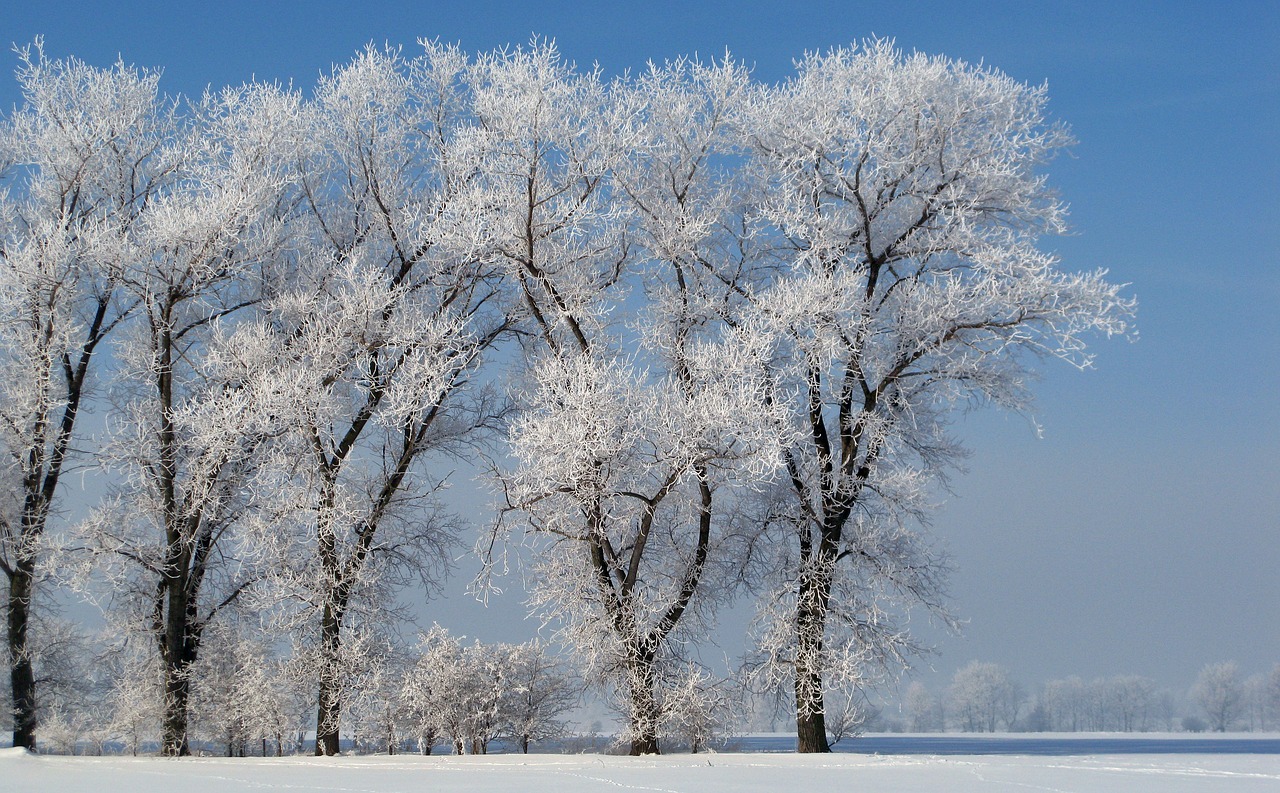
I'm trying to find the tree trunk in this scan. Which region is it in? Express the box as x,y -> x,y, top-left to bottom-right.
794,545 -> 834,753
795,703 -> 831,753
627,654 -> 661,755
159,573 -> 200,757
520,734 -> 529,754
7,564 -> 37,751
161,667 -> 192,756
314,600 -> 344,756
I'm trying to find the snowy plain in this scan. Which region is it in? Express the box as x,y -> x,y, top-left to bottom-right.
5,740 -> 1280,793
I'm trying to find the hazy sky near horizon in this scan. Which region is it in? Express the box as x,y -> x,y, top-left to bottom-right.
4,1 -> 1277,694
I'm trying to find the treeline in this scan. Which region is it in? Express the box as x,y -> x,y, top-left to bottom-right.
894,661 -> 1280,734
0,38 -> 1131,756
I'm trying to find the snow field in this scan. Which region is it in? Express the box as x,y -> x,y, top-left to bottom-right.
4,748 -> 1279,793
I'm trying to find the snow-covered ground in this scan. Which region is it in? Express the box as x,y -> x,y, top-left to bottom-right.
5,747 -> 1279,793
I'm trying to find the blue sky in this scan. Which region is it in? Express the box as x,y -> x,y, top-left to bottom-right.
4,1 -> 1278,695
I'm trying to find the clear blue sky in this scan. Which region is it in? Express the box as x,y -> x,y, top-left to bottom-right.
4,1 -> 1278,695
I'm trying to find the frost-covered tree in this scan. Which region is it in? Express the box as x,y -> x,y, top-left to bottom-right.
400,626 -> 499,754
344,632 -> 413,754
484,50 -> 783,757
1041,676 -> 1087,732
467,39 -> 623,357
0,42 -> 174,751
1264,664 -> 1280,731
71,81 -> 299,756
736,40 -> 1133,751
188,621 -> 302,756
246,44 -> 505,757
1107,674 -> 1157,732
499,348 -> 780,755
503,638 -> 578,753
400,625 -> 456,754
1193,661 -> 1243,732
99,641 -> 163,755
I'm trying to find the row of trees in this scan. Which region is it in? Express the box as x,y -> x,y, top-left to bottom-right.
901,661 -> 1280,734
0,619 -> 582,756
1,38 -> 1130,755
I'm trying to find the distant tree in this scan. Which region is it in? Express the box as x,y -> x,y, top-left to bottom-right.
1265,664 -> 1280,731
904,681 -> 943,732
100,644 -> 163,756
1242,673 -> 1268,732
401,626 -> 471,754
657,663 -> 741,753
1107,675 -> 1157,732
190,623 -> 303,757
1193,661 -> 1244,732
1041,676 -> 1087,732
344,632 -> 413,755
948,662 -> 1023,732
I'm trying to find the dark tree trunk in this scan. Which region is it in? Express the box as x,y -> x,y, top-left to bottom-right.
7,564 -> 37,751
314,599 -> 345,756
627,654 -> 661,756
519,735 -> 529,754
793,534 -> 836,753
161,668 -> 192,756
157,557 -> 202,757
795,705 -> 831,753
